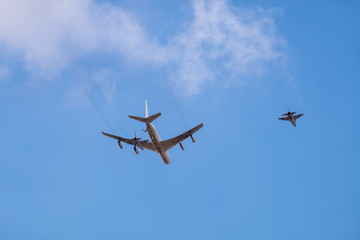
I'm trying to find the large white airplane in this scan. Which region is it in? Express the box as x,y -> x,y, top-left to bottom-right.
102,101 -> 203,165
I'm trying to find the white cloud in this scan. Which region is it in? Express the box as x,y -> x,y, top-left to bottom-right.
169,0 -> 286,95
0,0 -> 286,96
0,0 -> 165,75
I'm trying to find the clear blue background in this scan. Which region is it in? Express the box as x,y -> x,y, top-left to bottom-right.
1,0 -> 359,239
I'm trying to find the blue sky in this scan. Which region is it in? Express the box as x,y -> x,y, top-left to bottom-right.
1,0 -> 359,239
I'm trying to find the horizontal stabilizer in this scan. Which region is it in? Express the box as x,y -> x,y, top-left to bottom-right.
129,112 -> 161,123
128,115 -> 146,123
147,112 -> 161,123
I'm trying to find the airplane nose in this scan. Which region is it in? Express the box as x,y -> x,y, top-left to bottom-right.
161,153 -> 171,165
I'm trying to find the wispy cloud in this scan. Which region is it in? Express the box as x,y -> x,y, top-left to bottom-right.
169,0 -> 286,95
0,0 -> 286,97
65,68 -> 118,107
0,0 -> 165,75
0,66 -> 10,80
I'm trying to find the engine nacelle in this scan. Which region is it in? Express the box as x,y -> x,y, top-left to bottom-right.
134,146 -> 139,154
190,135 -> 196,143
180,143 -> 185,150
118,141 -> 123,149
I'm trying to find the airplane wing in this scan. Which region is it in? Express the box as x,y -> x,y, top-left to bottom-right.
139,142 -> 157,152
160,123 -> 203,152
101,132 -> 156,152
294,114 -> 304,120
278,117 -> 290,121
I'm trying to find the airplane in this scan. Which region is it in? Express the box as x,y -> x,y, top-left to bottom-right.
278,111 -> 304,127
101,101 -> 203,165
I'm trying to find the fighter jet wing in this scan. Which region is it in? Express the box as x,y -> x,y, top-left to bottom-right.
278,117 -> 290,121
294,114 -> 304,120
160,123 -> 203,152
101,132 -> 155,151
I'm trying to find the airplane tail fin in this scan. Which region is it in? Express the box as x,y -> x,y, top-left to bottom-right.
129,101 -> 161,123
145,100 -> 149,117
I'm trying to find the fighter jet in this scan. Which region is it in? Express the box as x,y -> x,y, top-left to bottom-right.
278,111 -> 304,127
102,101 -> 203,165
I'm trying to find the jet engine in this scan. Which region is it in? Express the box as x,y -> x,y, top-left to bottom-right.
180,143 -> 185,150
190,135 -> 196,143
133,130 -> 144,150
118,140 -> 123,149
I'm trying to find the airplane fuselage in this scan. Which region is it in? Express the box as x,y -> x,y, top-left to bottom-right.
289,115 -> 296,126
145,120 -> 171,164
